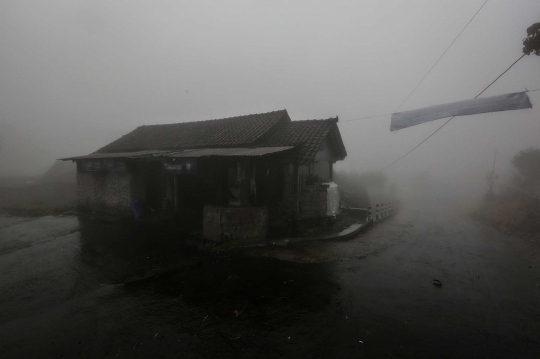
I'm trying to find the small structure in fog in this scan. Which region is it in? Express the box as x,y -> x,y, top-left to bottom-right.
61,110 -> 347,244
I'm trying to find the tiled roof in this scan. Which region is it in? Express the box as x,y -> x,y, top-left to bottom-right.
60,147 -> 294,160
96,110 -> 289,153
260,117 -> 346,165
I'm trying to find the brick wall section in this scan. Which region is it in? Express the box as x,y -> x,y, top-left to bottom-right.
300,184 -> 327,219
77,171 -> 133,215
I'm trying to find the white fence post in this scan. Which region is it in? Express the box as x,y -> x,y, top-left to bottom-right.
371,200 -> 401,223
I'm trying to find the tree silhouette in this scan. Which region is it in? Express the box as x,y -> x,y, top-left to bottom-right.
512,147 -> 540,195
523,22 -> 540,56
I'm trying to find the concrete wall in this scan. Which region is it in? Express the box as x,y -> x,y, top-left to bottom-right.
298,138 -> 335,182
296,138 -> 337,219
299,161 -> 331,182
77,171 -> 133,215
299,183 -> 327,219
314,138 -> 333,162
203,205 -> 268,246
312,161 -> 331,181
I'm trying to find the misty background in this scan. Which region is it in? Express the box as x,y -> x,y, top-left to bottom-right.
1,0 -> 540,206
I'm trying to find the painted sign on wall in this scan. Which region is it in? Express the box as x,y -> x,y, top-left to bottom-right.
164,158 -> 197,175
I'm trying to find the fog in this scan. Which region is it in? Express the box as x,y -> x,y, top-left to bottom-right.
1,0 -> 540,205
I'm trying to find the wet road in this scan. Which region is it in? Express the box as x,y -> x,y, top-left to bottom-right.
0,202 -> 539,358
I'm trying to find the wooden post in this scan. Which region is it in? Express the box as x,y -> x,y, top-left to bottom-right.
174,174 -> 178,211
251,161 -> 257,205
293,164 -> 299,213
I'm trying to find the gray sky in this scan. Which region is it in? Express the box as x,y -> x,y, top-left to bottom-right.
1,0 -> 540,199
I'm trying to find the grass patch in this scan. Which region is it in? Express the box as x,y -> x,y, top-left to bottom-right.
473,198 -> 540,239
0,202 -> 76,217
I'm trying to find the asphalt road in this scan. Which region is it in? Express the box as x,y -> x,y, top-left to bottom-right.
0,201 -> 539,358
306,202 -> 540,358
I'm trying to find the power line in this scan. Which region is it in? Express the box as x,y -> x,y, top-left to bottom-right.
340,0 -> 489,125
476,54 -> 526,98
339,82 -> 538,125
381,53 -> 526,171
380,116 -> 455,170
340,113 -> 392,123
395,0 -> 489,112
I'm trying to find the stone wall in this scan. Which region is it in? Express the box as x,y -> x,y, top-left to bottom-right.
299,183 -> 327,219
77,171 -> 133,215
203,205 -> 268,246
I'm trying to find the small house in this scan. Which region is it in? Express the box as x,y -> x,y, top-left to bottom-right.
62,110 -> 347,244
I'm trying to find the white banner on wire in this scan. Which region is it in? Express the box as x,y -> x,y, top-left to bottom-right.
391,92 -> 532,131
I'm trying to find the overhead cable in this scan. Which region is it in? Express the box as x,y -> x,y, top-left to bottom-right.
395,0 -> 489,112
340,113 -> 393,122
380,53 -> 526,171
340,0 -> 489,125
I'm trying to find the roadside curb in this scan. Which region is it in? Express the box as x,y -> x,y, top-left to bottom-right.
271,219 -> 373,247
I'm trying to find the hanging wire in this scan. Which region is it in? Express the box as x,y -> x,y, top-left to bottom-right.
394,0 -> 489,112
340,113 -> 393,123
340,0 -> 489,125
380,53 -> 527,171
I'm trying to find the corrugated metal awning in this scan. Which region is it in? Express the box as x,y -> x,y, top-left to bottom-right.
166,147 -> 293,158
59,147 -> 294,161
59,150 -> 172,161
